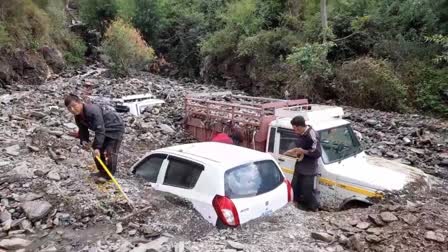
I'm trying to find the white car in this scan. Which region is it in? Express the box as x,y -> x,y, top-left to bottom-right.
130,142 -> 292,227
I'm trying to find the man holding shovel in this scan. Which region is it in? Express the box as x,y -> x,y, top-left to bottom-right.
64,94 -> 125,183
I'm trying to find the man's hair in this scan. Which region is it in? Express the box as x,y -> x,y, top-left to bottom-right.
64,94 -> 81,107
291,116 -> 306,127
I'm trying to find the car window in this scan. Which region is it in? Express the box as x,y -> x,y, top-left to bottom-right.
163,156 -> 204,189
225,160 -> 283,199
278,128 -> 297,154
134,154 -> 167,182
267,127 -> 276,153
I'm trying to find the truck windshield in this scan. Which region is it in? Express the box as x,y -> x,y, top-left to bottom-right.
319,124 -> 361,163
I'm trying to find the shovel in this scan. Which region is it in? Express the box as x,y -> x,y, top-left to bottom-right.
94,154 -> 134,209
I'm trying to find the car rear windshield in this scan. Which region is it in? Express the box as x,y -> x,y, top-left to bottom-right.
224,160 -> 284,199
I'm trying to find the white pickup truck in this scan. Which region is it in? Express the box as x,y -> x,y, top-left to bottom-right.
184,93 -> 430,209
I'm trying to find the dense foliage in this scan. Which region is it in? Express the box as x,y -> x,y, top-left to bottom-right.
8,0 -> 446,116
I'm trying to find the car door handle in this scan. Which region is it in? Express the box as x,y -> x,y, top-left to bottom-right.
278,158 -> 285,162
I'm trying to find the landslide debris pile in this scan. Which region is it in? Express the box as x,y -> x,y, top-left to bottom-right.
0,65 -> 447,251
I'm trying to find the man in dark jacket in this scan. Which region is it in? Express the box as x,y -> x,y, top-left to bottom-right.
64,94 -> 125,182
285,115 -> 321,211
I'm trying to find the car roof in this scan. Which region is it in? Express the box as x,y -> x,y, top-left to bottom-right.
155,142 -> 273,170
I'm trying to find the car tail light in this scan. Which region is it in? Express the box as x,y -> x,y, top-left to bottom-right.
212,195 -> 240,227
284,179 -> 293,202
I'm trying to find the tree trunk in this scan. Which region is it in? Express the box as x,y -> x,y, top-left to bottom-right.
320,0 -> 328,42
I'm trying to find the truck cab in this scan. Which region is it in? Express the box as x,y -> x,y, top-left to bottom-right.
267,105 -> 429,209
184,93 -> 430,209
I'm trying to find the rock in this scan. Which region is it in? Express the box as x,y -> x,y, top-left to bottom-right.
116,223 -> 123,234
12,49 -> 50,85
425,231 -> 445,243
130,237 -> 169,252
19,220 -> 32,232
379,212 -> 398,223
34,170 -> 49,177
366,119 -> 378,127
403,137 -> 411,145
17,193 -> 44,202
409,147 -> 425,155
368,214 -> 385,226
11,162 -> 33,178
356,221 -> 371,230
27,145 -> 40,152
47,170 -> 61,181
174,241 -> 185,252
63,123 -> 77,129
4,145 -> 20,156
40,46 -> 65,74
159,124 -> 175,134
440,159 -> 448,167
365,235 -> 382,243
401,214 -> 418,225
128,229 -> 137,236
40,246 -> 58,252
49,131 -> 64,137
21,201 -> 52,221
29,111 -> 46,119
366,227 -> 382,236
311,232 -> 333,243
0,211 -> 11,231
0,161 -> 10,168
348,234 -> 364,252
0,238 -> 32,250
226,240 -> 245,250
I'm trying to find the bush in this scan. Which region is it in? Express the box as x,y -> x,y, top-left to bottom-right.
334,57 -> 407,111
79,0 -> 119,29
63,34 -> 87,66
0,23 -> 11,47
102,19 -> 155,75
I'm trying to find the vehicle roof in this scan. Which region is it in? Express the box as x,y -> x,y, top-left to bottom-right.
271,117 -> 350,131
154,142 -> 274,169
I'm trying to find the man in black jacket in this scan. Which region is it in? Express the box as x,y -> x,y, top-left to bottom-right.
64,94 -> 125,182
285,116 -> 321,211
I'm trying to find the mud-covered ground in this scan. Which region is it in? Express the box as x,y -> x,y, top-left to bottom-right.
0,65 -> 447,251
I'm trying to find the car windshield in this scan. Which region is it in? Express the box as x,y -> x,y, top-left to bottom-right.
224,160 -> 283,199
319,124 -> 361,164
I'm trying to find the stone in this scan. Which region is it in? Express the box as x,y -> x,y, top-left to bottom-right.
0,211 -> 11,231
174,241 -> 185,252
365,235 -> 382,243
116,222 -> 123,234
0,161 -> 10,168
380,212 -> 398,223
425,231 -> 445,243
356,221 -> 371,230
40,46 -> 65,74
17,193 -> 44,202
366,227 -> 382,236
130,237 -> 169,252
440,159 -> 448,167
27,145 -> 40,152
21,201 -> 52,221
226,240 -> 245,250
348,234 -> 364,252
368,214 -> 385,226
401,214 -> 418,225
47,171 -> 61,181
128,229 -> 137,236
366,119 -> 378,127
0,238 -> 32,250
11,162 -> 33,178
4,145 -> 20,156
311,232 -> 333,243
40,246 -> 57,252
159,124 -> 175,134
49,131 -> 63,137
19,220 -> 32,232
403,137 -> 411,145
29,111 -> 46,119
63,123 -> 77,129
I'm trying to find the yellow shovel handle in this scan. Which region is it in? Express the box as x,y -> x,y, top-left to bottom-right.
95,155 -> 133,208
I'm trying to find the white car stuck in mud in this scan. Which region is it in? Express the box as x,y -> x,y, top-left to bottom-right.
130,142 -> 292,227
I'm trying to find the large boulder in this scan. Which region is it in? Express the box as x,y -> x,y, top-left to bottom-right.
11,49 -> 50,85
40,46 -> 65,73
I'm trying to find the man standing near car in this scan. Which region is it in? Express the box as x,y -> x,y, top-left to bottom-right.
64,94 -> 125,183
285,115 -> 321,211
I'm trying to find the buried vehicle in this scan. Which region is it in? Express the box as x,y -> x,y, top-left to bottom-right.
130,142 -> 292,227
184,93 -> 431,209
